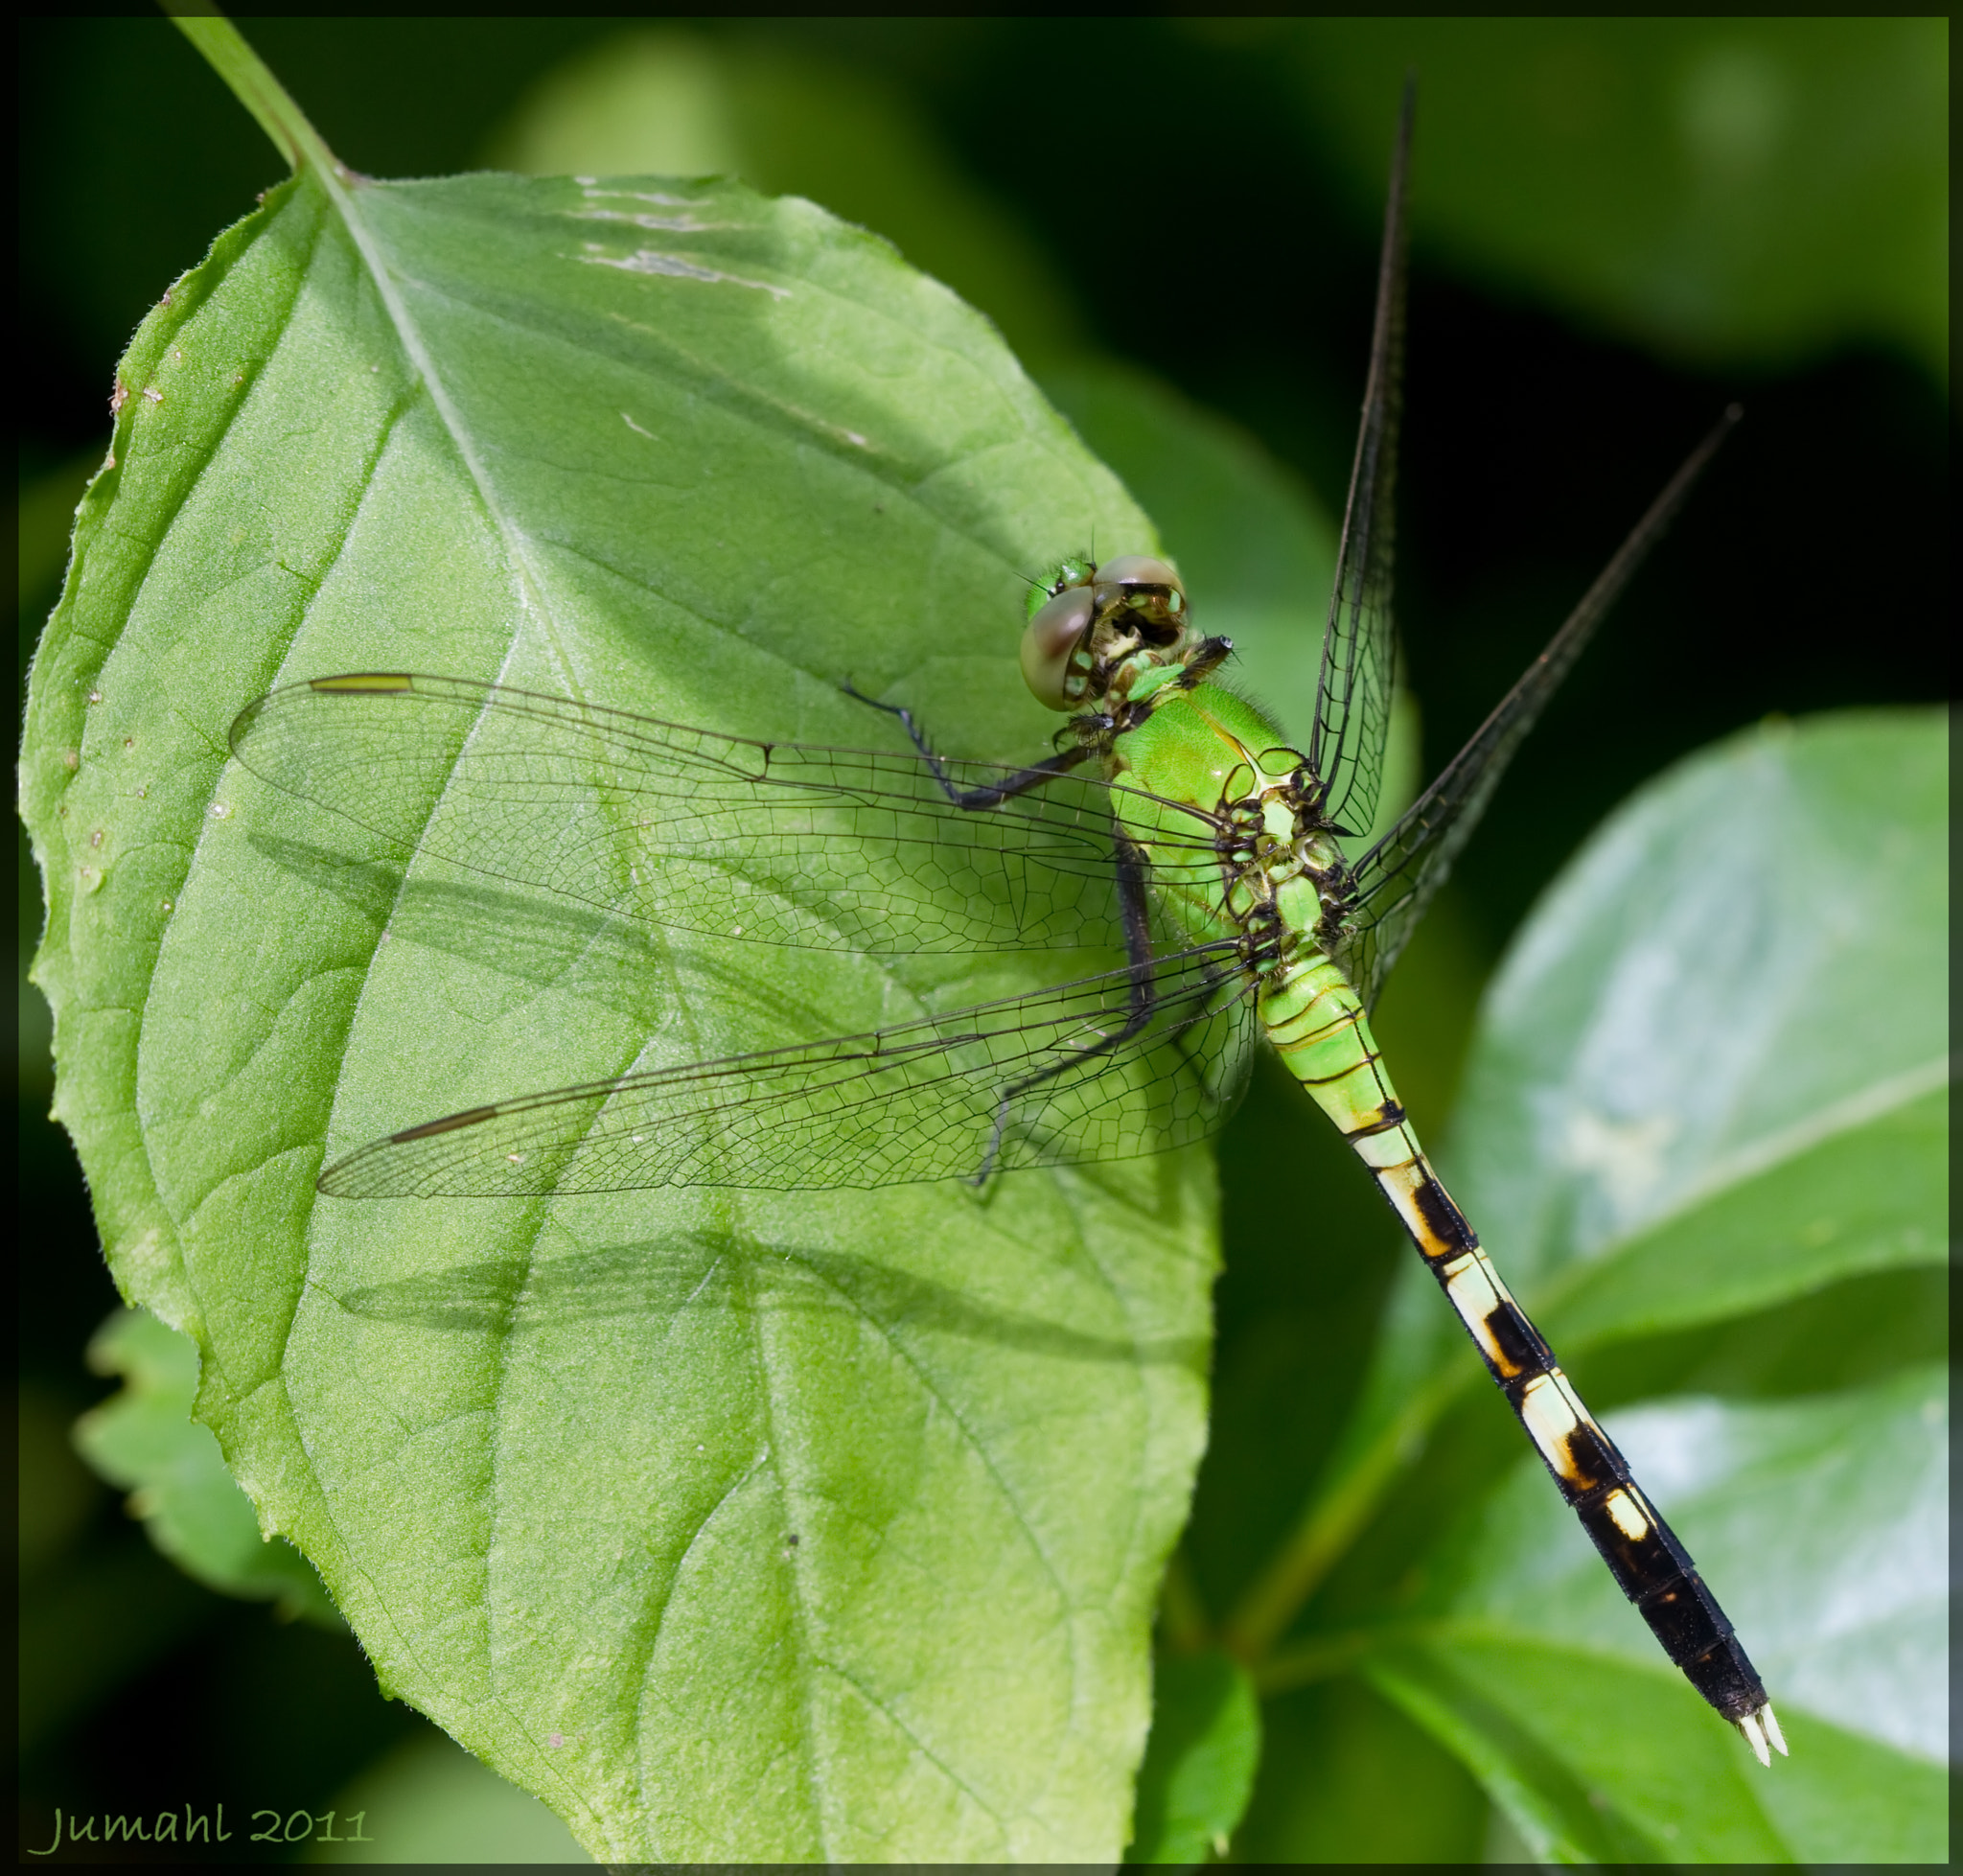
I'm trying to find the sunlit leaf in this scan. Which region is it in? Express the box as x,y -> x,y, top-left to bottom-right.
21,152 -> 1221,1861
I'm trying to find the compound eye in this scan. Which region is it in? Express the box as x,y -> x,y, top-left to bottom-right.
1091,553 -> 1186,617
1095,554 -> 1182,593
1019,586 -> 1096,711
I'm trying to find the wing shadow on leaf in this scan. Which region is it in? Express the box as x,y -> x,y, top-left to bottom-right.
253,830 -> 678,1030
323,1230 -> 1208,1370
252,828 -> 1107,1051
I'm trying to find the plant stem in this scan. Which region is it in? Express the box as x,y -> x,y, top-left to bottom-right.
161,5 -> 341,179
1252,1629 -> 1380,1696
1223,1373 -> 1458,1661
1156,1547 -> 1212,1654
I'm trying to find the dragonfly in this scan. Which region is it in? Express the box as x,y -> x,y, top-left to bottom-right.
227,92 -> 1782,1765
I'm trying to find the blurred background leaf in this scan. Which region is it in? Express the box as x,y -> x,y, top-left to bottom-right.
1284,17 -> 1948,382
483,25 -> 1087,371
18,14 -> 1945,1864
303,1731 -> 589,1864
75,1310 -> 340,1626
1375,1364 -> 1948,1863
1124,1649 -> 1262,1865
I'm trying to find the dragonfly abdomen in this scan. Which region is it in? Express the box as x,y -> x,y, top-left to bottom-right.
1259,950 -> 1785,1760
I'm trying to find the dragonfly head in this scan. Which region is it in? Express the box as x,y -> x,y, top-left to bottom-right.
1020,553 -> 1195,712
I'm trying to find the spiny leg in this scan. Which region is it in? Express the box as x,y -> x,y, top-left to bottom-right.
837,683 -> 1164,1183
971,831 -> 1162,1184
841,680 -> 1090,807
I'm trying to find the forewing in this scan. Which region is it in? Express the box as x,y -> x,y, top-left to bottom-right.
228,673 -> 1223,954
1305,83 -> 1411,841
316,943 -> 1259,1196
1334,409 -> 1743,1008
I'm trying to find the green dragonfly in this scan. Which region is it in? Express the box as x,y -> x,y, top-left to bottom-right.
227,96 -> 1782,1764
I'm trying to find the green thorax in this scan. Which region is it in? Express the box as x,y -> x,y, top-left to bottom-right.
1101,678 -> 1348,962
1018,550 -> 1351,970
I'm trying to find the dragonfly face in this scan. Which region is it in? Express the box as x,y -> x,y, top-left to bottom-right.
1019,552 -> 1196,710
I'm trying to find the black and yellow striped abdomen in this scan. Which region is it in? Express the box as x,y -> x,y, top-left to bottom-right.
1259,946 -> 1783,1754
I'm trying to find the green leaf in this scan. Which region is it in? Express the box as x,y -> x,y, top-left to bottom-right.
1284,18 -> 1948,379
74,1309 -> 339,1625
1335,711 -> 1945,1461
1440,709 -> 1945,1364
21,136 -> 1219,1863
307,1728 -> 590,1864
1374,1366 -> 1948,1863
483,26 -> 1087,370
1227,1673 -> 1489,1864
1124,1649 -> 1260,1864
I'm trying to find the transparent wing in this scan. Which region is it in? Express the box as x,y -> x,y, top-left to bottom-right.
317,943 -> 1259,1197
228,673 -> 1226,955
1334,408 -> 1743,1008
1304,81 -> 1412,840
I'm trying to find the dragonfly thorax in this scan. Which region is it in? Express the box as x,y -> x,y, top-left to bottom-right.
1212,745 -> 1353,966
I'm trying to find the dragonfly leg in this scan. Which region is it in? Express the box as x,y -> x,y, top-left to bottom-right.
840,680 -> 1090,807
969,833 -> 1161,1184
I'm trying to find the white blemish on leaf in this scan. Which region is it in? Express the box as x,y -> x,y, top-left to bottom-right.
1563,1107 -> 1678,1216
577,248 -> 789,298
575,207 -> 712,234
621,412 -> 656,440
581,185 -> 692,206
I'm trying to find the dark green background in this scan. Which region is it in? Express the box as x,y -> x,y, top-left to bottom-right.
18,16 -> 1947,1863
